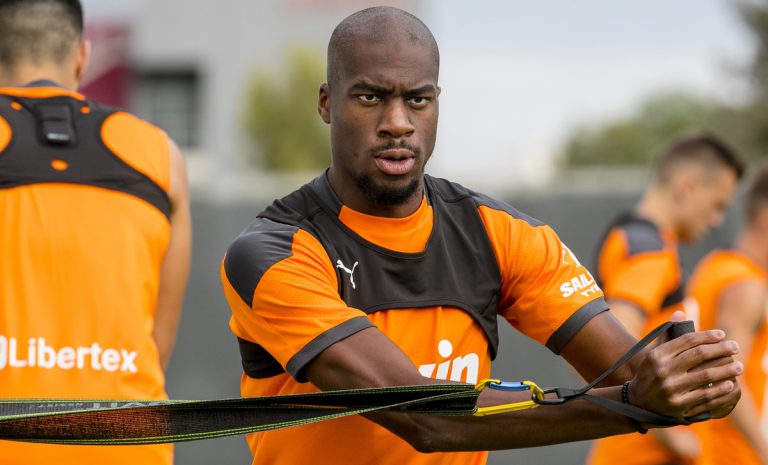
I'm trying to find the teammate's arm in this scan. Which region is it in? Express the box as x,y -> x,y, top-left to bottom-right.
716,279 -> 768,463
153,139 -> 191,370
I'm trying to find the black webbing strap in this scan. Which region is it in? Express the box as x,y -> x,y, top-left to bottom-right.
0,384 -> 479,445
534,320 -> 711,426
0,321 -> 709,445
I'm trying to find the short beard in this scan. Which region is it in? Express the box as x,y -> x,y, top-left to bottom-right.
355,174 -> 421,207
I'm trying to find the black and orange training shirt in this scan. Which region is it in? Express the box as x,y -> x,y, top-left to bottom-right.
222,173 -> 607,465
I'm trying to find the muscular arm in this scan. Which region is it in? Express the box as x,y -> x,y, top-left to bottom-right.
153,139 -> 191,370
607,300 -> 648,339
560,306 -> 640,383
303,311 -> 740,452
716,280 -> 768,462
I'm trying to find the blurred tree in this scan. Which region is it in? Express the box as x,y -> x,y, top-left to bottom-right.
560,92 -> 722,167
244,48 -> 330,171
730,1 -> 768,160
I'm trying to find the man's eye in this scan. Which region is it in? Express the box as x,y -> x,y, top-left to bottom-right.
358,95 -> 380,104
408,97 -> 430,108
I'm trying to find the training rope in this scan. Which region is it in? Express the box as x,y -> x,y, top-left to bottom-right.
0,321 -> 706,445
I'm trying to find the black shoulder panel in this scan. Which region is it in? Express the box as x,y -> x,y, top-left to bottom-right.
237,337 -> 286,378
618,216 -> 664,255
463,186 -> 545,228
0,94 -> 170,218
661,282 -> 685,309
224,218 -> 299,307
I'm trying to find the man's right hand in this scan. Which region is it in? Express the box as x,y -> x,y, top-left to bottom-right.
628,329 -> 742,422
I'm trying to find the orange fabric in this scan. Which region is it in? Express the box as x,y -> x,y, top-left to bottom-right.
0,87 -> 172,464
688,250 -> 768,465
102,112 -> 172,193
0,114 -> 9,153
598,227 -> 681,317
589,222 -> 688,465
225,197 -> 604,465
337,196 -> 433,253
478,205 -> 604,345
0,86 -> 85,101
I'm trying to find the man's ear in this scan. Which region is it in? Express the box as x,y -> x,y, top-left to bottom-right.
318,83 -> 331,124
672,170 -> 697,203
74,39 -> 91,84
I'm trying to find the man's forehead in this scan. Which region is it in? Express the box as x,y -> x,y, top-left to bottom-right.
336,39 -> 438,85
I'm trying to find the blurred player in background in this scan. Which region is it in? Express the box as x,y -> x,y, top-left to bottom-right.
587,133 -> 745,465
0,0 -> 190,463
687,167 -> 768,465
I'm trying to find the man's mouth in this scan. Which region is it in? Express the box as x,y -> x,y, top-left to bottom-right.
374,149 -> 416,176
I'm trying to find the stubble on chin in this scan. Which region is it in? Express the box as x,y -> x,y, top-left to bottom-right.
355,173 -> 422,207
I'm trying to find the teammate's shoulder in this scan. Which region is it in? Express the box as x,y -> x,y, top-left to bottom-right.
703,248 -> 765,277
98,105 -> 166,137
224,217 -> 302,306
609,212 -> 665,255
426,175 -> 545,228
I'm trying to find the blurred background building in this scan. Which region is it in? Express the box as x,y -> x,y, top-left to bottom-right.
74,0 -> 765,463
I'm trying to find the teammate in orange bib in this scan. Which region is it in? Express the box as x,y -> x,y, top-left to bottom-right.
0,1 -> 191,463
587,134 -> 744,465
222,7 -> 743,465
688,169 -> 768,465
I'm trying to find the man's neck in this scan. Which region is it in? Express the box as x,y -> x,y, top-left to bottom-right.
737,228 -> 768,270
634,187 -> 678,235
0,64 -> 77,90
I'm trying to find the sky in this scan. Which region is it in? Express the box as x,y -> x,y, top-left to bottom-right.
80,0 -> 754,188
423,0 -> 753,186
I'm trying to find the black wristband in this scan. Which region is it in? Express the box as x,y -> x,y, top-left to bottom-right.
622,381 -> 648,434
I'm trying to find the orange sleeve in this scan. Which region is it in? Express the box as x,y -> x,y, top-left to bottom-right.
479,206 -> 607,353
601,245 -> 678,316
222,221 -> 372,381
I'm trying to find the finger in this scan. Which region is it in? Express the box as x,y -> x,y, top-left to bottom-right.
677,371 -> 740,408
682,379 -> 741,418
669,310 -> 686,322
680,360 -> 743,392
687,355 -> 735,373
655,330 -> 728,359
673,341 -> 740,373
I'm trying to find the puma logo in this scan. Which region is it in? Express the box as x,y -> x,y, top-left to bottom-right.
336,259 -> 359,289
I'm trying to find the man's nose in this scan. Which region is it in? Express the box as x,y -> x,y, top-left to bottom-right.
377,100 -> 415,139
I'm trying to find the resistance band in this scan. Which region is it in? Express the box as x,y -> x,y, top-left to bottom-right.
0,321 -> 707,445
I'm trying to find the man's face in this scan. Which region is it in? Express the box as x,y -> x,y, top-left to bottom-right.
677,167 -> 739,244
319,38 -> 440,210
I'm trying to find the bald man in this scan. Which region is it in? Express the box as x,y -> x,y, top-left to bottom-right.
222,7 -> 741,465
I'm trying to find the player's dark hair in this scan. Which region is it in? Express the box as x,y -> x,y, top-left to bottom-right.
655,132 -> 745,184
327,6 -> 439,86
0,0 -> 84,70
747,166 -> 768,223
